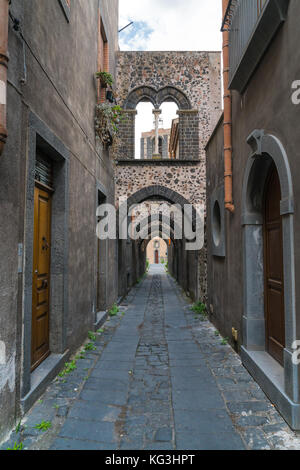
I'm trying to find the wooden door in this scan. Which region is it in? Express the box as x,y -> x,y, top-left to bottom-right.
155,250 -> 159,264
264,165 -> 285,365
31,186 -> 52,371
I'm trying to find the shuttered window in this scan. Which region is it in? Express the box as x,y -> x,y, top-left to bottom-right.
35,152 -> 54,189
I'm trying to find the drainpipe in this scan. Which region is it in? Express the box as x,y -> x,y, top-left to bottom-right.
0,0 -> 9,156
222,0 -> 234,212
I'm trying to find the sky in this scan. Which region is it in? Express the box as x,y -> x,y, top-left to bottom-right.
119,0 -> 223,158
119,0 -> 223,52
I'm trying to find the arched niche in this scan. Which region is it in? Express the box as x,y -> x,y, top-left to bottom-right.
241,130 -> 299,428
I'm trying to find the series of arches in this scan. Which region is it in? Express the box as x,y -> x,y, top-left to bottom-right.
116,84 -> 199,161
124,85 -> 191,111
117,184 -> 201,301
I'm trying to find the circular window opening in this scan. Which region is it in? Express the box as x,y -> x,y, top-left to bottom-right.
212,200 -> 221,247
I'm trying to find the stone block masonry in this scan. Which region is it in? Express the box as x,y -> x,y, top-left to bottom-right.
115,160 -> 205,208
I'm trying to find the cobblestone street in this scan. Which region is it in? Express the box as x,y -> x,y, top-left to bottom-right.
3,265 -> 300,451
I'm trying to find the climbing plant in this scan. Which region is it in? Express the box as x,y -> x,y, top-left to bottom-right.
95,104 -> 125,146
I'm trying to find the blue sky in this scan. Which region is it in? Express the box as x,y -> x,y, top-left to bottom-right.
119,0 -> 223,51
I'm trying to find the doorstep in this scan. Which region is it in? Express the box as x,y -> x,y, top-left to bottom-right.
21,351 -> 69,414
241,347 -> 300,430
94,311 -> 108,330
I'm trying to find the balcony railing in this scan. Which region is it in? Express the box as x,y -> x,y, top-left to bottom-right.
223,0 -> 290,92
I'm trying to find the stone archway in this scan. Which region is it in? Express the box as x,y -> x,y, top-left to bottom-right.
118,184 -> 200,235
117,183 -> 202,300
241,130 -> 299,428
114,51 -> 221,302
124,85 -> 191,111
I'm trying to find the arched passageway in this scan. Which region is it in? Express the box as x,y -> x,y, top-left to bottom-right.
117,185 -> 202,301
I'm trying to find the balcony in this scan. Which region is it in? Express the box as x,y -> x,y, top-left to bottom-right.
222,0 -> 290,93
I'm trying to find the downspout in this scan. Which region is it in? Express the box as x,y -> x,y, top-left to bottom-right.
0,0 -> 9,156
222,0 -> 234,212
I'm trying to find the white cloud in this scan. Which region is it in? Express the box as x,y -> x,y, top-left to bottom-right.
119,0 -> 222,51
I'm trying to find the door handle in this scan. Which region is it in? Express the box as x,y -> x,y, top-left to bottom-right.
42,237 -> 50,251
42,280 -> 48,289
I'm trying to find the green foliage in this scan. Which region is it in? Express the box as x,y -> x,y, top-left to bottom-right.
109,304 -> 119,317
15,420 -> 22,434
84,342 -> 97,351
97,328 -> 104,334
35,421 -> 52,432
191,301 -> 207,315
146,259 -> 150,272
88,331 -> 97,341
95,71 -> 114,87
221,337 -> 229,346
59,360 -> 77,377
215,331 -> 220,337
95,103 -> 126,145
191,301 -> 207,322
6,442 -> 24,451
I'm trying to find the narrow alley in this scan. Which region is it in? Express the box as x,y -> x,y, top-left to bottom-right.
4,265 -> 299,451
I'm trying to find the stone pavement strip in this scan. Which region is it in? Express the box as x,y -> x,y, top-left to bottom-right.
3,265 -> 300,451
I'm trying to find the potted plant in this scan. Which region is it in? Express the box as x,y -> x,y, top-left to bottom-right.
96,71 -> 114,89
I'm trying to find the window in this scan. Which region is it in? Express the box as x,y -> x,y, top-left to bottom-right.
225,0 -> 290,92
98,15 -> 109,103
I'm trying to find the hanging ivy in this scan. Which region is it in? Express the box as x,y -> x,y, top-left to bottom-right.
95,104 -> 126,146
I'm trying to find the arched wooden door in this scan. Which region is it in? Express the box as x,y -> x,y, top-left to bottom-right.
264,164 -> 285,365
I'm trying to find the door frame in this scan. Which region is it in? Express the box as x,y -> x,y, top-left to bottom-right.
22,112 -> 69,403
241,130 -> 300,428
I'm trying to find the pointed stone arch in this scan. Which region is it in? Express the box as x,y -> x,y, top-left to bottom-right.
241,130 -> 299,429
124,85 -> 191,111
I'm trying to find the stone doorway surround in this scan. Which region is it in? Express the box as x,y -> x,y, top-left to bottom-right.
241,129 -> 299,429
22,112 -> 69,413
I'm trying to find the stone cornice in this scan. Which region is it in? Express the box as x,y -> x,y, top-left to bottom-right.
116,159 -> 201,166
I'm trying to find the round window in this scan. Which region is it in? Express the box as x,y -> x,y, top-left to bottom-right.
212,200 -> 221,247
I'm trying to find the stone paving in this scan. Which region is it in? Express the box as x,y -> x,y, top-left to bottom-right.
2,265 -> 300,451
